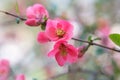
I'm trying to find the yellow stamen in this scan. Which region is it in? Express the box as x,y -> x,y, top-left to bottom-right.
59,44 -> 67,56
56,29 -> 65,38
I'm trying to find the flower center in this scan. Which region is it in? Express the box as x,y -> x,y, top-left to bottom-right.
56,29 -> 65,38
59,44 -> 67,56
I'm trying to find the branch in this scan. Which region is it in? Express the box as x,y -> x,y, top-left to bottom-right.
47,68 -> 110,80
72,38 -> 120,53
0,10 -> 120,53
0,10 -> 26,21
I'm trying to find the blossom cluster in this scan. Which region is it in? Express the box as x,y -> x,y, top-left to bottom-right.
25,4 -> 83,66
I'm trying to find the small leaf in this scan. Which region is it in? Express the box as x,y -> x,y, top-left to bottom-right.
88,36 -> 92,42
41,25 -> 46,30
109,34 -> 120,46
93,37 -> 101,41
15,0 -> 20,15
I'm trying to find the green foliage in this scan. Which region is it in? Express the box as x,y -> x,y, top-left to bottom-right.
88,36 -> 101,42
15,0 -> 20,15
88,36 -> 92,42
93,37 -> 101,41
109,34 -> 120,47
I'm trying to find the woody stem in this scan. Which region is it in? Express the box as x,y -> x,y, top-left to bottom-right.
0,10 -> 26,21
0,10 -> 120,53
72,37 -> 120,53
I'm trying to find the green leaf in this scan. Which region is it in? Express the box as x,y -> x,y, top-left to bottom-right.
88,36 -> 92,42
109,34 -> 120,46
93,37 -> 101,41
15,0 -> 20,15
41,25 -> 46,30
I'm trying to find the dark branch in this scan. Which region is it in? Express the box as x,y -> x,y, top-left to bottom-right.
72,38 -> 120,53
0,10 -> 26,21
47,68 -> 110,80
0,10 -> 120,53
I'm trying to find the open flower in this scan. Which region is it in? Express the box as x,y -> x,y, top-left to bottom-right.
96,18 -> 111,46
37,32 -> 50,43
0,59 -> 10,80
16,74 -> 25,80
48,40 -> 78,66
25,4 -> 49,26
45,19 -> 73,41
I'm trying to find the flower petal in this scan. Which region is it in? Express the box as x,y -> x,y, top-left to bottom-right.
55,52 -> 66,66
33,4 -> 49,17
37,32 -> 50,43
47,49 -> 59,57
16,74 -> 25,80
67,45 -> 78,57
26,7 -> 36,19
25,19 -> 38,26
45,20 -> 58,40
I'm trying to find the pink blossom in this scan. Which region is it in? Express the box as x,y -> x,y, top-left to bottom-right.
16,74 -> 25,80
96,18 -> 111,46
77,46 -> 84,58
45,19 -> 73,41
0,59 -> 10,80
48,40 -> 78,66
37,32 -> 50,43
25,4 -> 49,26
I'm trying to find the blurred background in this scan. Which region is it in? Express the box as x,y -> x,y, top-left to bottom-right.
0,0 -> 120,80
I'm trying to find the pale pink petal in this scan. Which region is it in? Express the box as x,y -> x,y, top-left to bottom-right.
25,19 -> 38,26
37,32 -> 50,43
46,19 -> 57,29
55,52 -> 66,66
47,49 -> 59,57
0,59 -> 9,67
33,4 -> 49,17
16,74 -> 25,80
60,20 -> 73,33
26,7 -> 35,19
45,20 -> 58,40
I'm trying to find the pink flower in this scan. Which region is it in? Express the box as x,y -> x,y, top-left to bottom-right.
48,40 -> 78,66
0,59 -> 10,80
25,4 -> 49,26
96,18 -> 111,46
97,18 -> 110,37
45,19 -> 73,41
77,46 -> 84,58
16,74 -> 25,80
37,32 -> 50,43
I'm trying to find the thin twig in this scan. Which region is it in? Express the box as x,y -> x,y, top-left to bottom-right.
0,10 -> 26,21
72,38 -> 120,53
0,10 -> 120,53
47,68 -> 110,80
